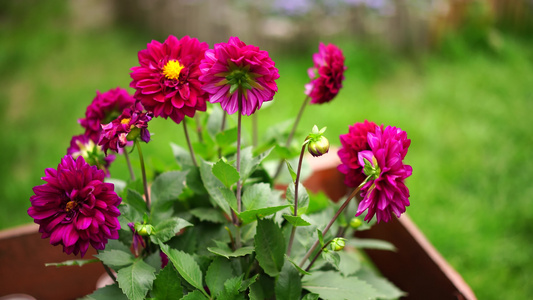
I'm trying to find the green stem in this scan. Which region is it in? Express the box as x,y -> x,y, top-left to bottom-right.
97,250 -> 117,283
273,96 -> 310,180
135,140 -> 150,210
298,181 -> 366,269
123,148 -> 135,181
304,240 -> 333,273
286,144 -> 306,256
182,120 -> 198,167
218,112 -> 227,159
234,91 -> 243,248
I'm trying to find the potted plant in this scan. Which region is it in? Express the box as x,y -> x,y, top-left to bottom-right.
1,35 -> 475,300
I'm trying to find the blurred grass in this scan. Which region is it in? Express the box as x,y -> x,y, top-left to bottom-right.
2,2 -> 533,299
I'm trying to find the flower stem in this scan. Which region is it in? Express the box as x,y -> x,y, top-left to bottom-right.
123,148 -> 135,181
135,140 -> 150,210
273,96 -> 310,180
218,112 -> 227,159
298,182 -> 365,269
194,114 -> 204,143
234,91 -> 244,248
182,120 -> 198,167
286,144 -> 306,256
304,240 -> 333,273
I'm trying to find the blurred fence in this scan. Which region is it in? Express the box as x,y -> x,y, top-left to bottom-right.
72,0 -> 533,53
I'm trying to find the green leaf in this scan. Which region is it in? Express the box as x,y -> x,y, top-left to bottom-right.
117,259 -> 156,300
125,189 -> 148,214
283,215 -> 311,227
239,274 -> 259,293
337,251 -> 361,277
284,254 -> 311,276
241,183 -> 271,211
239,146 -> 273,181
45,258 -> 99,267
356,267 -> 406,299
160,244 -> 207,295
206,258 -> 235,297
347,238 -> 397,251
254,218 -> 286,277
95,249 -> 135,270
219,275 -> 244,300
151,265 -> 183,300
317,229 -> 325,247
150,217 -> 193,244
105,239 -> 132,253
190,207 -> 227,223
151,171 -> 188,224
285,160 -> 297,183
301,293 -> 319,300
321,250 -> 340,270
207,245 -> 255,259
302,271 -> 379,300
207,105 -> 224,137
81,283 -> 129,300
219,186 -> 238,212
286,182 -> 309,215
216,127 -> 238,148
275,259 -> 302,300
249,275 -> 275,300
238,205 -> 290,224
181,290 -> 208,300
171,143 -> 195,169
212,159 -> 240,188
199,161 -> 231,215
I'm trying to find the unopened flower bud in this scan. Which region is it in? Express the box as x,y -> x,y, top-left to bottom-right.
349,217 -> 362,229
330,238 -> 346,251
127,126 -> 141,141
308,135 -> 330,157
135,223 -> 155,236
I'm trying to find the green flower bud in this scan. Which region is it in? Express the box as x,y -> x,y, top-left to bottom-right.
135,223 -> 155,236
127,127 -> 141,141
308,135 -> 330,157
349,217 -> 363,229
330,238 -> 346,251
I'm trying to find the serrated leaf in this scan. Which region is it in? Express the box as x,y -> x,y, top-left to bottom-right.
45,258 -> 99,267
117,259 -> 156,300
338,251 -> 362,276
190,207 -> 227,223
239,274 -> 259,292
239,146 -> 273,181
302,271 -> 379,300
150,217 -> 193,244
285,160 -> 297,183
207,246 -> 255,259
105,239 -> 131,253
254,219 -> 286,277
242,183 -> 271,211
284,254 -> 311,276
151,171 -> 188,224
219,275 -> 244,300
125,189 -> 148,214
301,293 -> 319,300
219,186 -> 239,212
275,259 -> 302,300
321,250 -> 340,270
206,258 -> 235,297
95,250 -> 135,270
160,244 -> 206,295
238,205 -> 290,224
181,290 -> 208,300
213,159 -> 240,188
283,215 -> 311,227
199,161 -> 231,215
347,238 -> 397,251
356,267 -> 406,299
216,127 -> 238,147
81,283 -> 128,300
286,182 -> 309,215
317,229 -> 325,247
151,264 -> 182,299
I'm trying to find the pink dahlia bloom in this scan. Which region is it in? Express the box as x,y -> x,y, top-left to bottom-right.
199,36 -> 279,116
356,126 -> 412,223
130,35 -> 209,124
337,121 -> 381,187
79,87 -> 138,142
67,134 -> 115,176
27,156 -> 121,257
305,43 -> 346,104
98,107 -> 153,154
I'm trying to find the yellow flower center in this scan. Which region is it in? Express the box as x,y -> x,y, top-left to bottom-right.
121,118 -> 131,125
162,60 -> 184,80
65,201 -> 77,212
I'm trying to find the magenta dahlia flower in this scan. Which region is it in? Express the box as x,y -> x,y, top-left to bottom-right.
67,134 -> 115,176
98,107 -> 153,154
79,87 -> 138,142
130,35 -> 209,124
199,36 -> 279,116
337,121 -> 381,188
305,43 -> 346,104
356,125 -> 412,223
27,156 -> 121,257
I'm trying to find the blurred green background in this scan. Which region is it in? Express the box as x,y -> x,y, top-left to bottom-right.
1,0 -> 532,299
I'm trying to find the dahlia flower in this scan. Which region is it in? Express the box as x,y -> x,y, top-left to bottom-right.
305,43 -> 346,104
27,156 -> 121,257
199,36 -> 279,116
67,134 -> 115,176
98,107 -> 153,154
356,126 -> 412,223
79,87 -> 138,142
130,35 -> 209,124
337,120 -> 381,187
